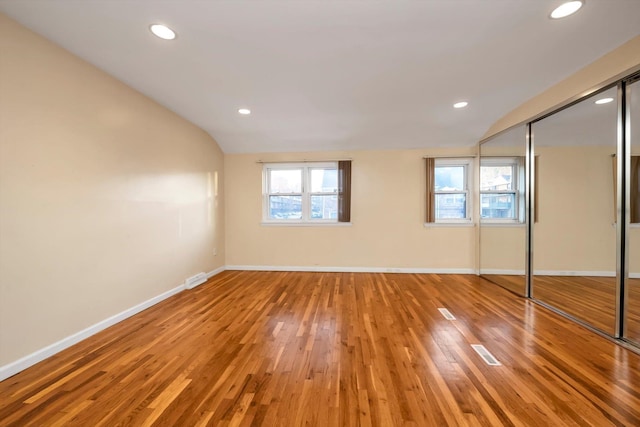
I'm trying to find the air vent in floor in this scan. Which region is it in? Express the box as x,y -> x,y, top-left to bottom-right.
437,308 -> 456,320
471,344 -> 501,366
185,272 -> 207,290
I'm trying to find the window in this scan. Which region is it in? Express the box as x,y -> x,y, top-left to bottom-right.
426,158 -> 473,223
480,157 -> 524,222
263,162 -> 351,223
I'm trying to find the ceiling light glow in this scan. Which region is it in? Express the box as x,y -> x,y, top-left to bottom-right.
453,101 -> 468,109
595,97 -> 614,105
238,108 -> 251,115
550,1 -> 584,19
150,24 -> 176,40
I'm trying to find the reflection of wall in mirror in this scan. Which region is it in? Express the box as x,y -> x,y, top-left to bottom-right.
534,145 -> 616,274
633,147 -> 640,276
479,227 -> 526,273
479,128 -> 526,273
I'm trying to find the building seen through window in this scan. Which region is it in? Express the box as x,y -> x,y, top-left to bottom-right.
480,158 -> 521,222
433,160 -> 472,221
265,164 -> 338,221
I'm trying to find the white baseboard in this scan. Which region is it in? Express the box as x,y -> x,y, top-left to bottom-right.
533,270 -> 616,277
479,269 -> 526,276
480,269 -> 640,279
0,267 -> 224,382
225,265 -> 476,274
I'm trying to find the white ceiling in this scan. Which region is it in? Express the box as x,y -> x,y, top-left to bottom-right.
1,1 -> 639,154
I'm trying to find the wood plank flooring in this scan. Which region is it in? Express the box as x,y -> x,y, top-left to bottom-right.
1,271 -> 640,426
479,274 -> 525,297
532,275 -> 618,334
483,273 -> 640,340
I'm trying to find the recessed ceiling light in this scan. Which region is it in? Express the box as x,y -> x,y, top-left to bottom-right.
238,108 -> 251,115
150,24 -> 176,40
595,97 -> 614,105
453,101 -> 468,109
550,1 -> 584,19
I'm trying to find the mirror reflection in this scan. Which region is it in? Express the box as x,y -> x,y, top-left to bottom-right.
479,126 -> 527,296
625,79 -> 640,344
532,87 -> 618,335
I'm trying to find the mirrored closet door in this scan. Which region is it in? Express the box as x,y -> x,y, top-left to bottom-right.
531,86 -> 619,335
625,78 -> 640,345
479,126 -> 527,296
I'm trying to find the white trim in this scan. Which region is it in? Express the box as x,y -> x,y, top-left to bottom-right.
481,269 -> 640,278
225,265 -> 475,274
263,162 -> 339,223
532,270 -> 616,277
261,221 -> 351,227
434,157 -> 474,222
479,269 -> 526,275
0,267 -> 225,382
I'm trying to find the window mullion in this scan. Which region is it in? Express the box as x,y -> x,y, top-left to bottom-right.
302,166 -> 309,221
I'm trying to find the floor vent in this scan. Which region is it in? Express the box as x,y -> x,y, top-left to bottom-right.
437,308 -> 456,320
471,344 -> 501,366
185,272 -> 208,289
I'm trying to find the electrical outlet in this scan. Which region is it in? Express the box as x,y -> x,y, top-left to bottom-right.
213,248 -> 218,256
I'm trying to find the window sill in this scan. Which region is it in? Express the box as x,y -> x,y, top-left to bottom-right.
479,222 -> 526,228
423,222 -> 475,228
261,221 -> 352,227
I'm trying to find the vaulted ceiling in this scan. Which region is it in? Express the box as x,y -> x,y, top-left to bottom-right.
1,1 -> 639,153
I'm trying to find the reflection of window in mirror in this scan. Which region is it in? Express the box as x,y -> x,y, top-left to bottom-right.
480,157 -> 525,223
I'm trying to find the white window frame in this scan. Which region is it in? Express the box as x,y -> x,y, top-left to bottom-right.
434,158 -> 473,223
479,157 -> 523,224
262,162 -> 338,223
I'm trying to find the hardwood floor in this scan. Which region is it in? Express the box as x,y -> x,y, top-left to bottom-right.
1,271 -> 640,426
483,273 -> 640,340
479,274 -> 525,297
532,275 -> 618,334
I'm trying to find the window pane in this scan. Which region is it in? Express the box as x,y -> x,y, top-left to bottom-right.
269,169 -> 302,193
310,195 -> 338,219
310,168 -> 338,193
269,195 -> 302,219
435,193 -> 466,219
481,193 -> 516,219
480,166 -> 513,191
435,166 -> 465,191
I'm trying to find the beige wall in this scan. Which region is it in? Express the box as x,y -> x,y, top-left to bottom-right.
632,229 -> 640,275
631,142 -> 640,274
225,149 -> 476,270
479,227 -> 526,272
0,15 -> 225,367
533,146 -> 616,272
